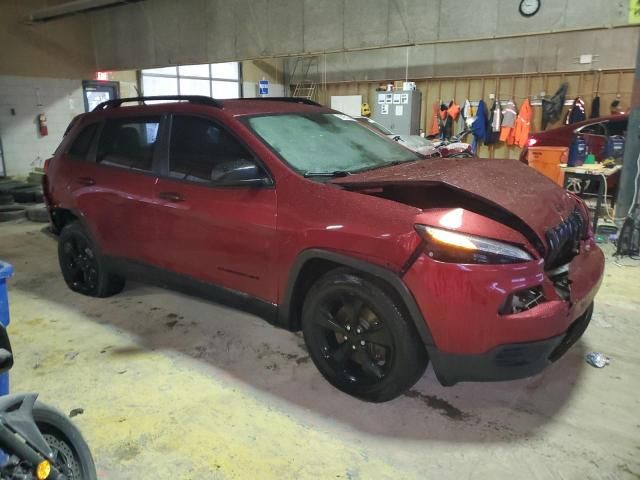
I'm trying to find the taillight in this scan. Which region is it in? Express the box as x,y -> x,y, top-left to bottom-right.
527,138 -> 538,147
44,158 -> 51,173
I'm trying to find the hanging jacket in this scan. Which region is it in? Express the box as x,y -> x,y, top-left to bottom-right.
565,97 -> 586,124
471,100 -> 488,153
499,100 -> 517,142
590,96 -> 600,118
438,104 -> 452,139
485,99 -> 501,145
541,82 -> 568,130
513,98 -> 532,148
458,99 -> 471,135
429,101 -> 440,136
448,100 -> 461,121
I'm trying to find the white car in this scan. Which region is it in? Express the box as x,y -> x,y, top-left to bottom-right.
353,116 -> 438,157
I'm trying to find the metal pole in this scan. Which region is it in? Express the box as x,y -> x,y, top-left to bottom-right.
615,35 -> 640,219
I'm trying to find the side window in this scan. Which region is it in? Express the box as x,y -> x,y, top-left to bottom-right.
67,123 -> 99,160
169,116 -> 260,184
579,122 -> 606,135
96,117 -> 160,172
607,120 -> 627,136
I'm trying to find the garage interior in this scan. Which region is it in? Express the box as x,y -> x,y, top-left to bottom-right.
1,0 -> 640,479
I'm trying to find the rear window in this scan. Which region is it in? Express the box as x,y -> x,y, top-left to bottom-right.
96,117 -> 160,172
579,123 -> 606,135
68,123 -> 99,160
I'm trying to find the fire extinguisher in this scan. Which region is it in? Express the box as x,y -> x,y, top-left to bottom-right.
38,113 -> 48,136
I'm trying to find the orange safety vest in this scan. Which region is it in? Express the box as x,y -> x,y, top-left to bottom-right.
429,102 -> 440,136
513,99 -> 532,148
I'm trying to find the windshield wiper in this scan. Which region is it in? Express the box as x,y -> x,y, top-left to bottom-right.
303,170 -> 351,178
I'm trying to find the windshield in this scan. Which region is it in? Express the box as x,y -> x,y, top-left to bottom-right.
356,117 -> 394,136
245,113 -> 419,175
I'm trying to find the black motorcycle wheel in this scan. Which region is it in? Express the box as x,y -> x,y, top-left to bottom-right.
32,403 -> 97,480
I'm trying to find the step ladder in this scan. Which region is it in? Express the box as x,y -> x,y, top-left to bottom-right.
290,56 -> 319,101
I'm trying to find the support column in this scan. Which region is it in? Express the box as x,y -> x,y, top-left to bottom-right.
615,35 -> 640,219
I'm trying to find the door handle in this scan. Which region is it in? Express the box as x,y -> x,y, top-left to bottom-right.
158,191 -> 184,202
76,176 -> 95,186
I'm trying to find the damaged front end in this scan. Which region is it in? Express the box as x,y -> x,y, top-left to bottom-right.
330,158 -> 604,377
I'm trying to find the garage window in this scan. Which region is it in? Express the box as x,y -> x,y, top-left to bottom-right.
141,62 -> 241,99
96,117 -> 161,172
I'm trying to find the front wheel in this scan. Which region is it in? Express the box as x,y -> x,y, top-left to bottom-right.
302,269 -> 428,402
32,403 -> 97,480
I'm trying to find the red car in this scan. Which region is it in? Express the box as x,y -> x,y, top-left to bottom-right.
44,96 -> 604,402
520,114 -> 628,164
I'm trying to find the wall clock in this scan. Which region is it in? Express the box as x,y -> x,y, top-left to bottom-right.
519,0 -> 541,17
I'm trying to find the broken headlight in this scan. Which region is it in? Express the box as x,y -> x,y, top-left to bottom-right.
415,225 -> 533,264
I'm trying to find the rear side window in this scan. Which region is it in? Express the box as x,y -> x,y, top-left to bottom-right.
68,123 -> 99,160
169,116 -> 252,183
579,122 -> 606,135
96,117 -> 160,172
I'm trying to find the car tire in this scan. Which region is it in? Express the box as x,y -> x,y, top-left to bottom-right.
26,204 -> 50,223
302,268 -> 428,402
58,222 -> 125,297
0,205 -> 26,222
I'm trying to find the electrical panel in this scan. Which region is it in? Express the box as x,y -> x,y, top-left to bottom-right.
372,90 -> 422,136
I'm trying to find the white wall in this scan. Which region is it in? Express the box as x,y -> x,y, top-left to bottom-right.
0,75 -> 85,178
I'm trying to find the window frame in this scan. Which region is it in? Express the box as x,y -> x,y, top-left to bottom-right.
141,62 -> 242,99
157,113 -> 274,188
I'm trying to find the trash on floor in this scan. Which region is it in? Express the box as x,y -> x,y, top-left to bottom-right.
585,352 -> 611,368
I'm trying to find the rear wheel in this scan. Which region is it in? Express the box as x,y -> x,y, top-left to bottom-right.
302,268 -> 428,402
33,403 -> 97,480
58,222 -> 125,297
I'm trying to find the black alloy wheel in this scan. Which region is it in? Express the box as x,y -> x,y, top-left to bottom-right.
302,269 -> 428,402
309,291 -> 394,386
57,222 -> 125,297
60,234 -> 99,295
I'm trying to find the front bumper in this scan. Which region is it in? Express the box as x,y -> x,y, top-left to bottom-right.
403,238 -> 604,383
428,303 -> 593,385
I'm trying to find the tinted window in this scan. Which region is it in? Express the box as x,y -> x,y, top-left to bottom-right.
579,122 -> 606,135
169,116 -> 254,183
68,123 -> 99,160
96,117 -> 160,171
607,119 -> 627,136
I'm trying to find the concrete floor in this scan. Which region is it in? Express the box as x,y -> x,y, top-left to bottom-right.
0,220 -> 639,479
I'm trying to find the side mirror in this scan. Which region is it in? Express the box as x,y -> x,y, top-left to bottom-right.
211,160 -> 271,187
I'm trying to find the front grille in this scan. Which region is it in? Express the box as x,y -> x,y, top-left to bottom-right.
545,209 -> 585,270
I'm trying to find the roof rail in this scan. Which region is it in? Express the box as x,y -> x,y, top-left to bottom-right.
244,97 -> 322,107
93,95 -> 223,111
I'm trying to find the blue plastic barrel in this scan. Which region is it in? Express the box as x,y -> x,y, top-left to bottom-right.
0,261 -> 13,395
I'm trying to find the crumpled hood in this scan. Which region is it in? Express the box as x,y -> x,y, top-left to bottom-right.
331,158 -> 579,251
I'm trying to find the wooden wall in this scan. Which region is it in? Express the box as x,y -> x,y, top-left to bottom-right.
318,70 -> 634,159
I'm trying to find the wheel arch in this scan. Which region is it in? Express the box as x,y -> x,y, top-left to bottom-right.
278,249 -> 435,348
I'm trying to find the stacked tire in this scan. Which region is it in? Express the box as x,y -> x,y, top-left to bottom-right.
0,177 -> 47,223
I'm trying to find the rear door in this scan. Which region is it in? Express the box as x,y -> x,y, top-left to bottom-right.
150,114 -> 278,302
70,115 -> 163,263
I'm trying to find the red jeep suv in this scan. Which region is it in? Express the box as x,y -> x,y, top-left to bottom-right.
44,96 -> 604,402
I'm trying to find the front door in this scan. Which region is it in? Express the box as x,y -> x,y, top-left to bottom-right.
150,114 -> 278,303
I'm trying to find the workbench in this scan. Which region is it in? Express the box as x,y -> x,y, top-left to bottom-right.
560,164 -> 623,230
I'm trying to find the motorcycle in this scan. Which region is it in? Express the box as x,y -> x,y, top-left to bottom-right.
0,325 -> 96,480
